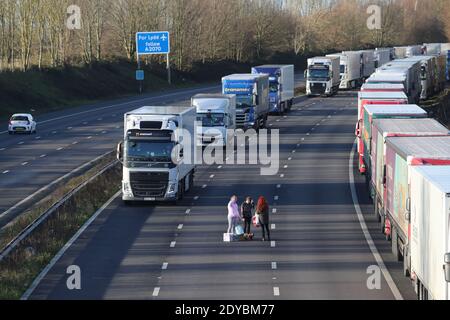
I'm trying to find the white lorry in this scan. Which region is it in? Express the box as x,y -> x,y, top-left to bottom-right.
306,56 -> 340,96
406,45 -> 423,57
410,166 -> 450,300
327,51 -> 361,89
192,94 -> 236,147
117,106 -> 196,203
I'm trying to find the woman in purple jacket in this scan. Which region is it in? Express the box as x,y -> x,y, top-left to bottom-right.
227,195 -> 240,234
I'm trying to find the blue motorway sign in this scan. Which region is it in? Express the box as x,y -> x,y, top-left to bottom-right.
136,31 -> 170,55
136,70 -> 144,81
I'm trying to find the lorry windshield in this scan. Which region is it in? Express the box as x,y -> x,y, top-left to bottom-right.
125,139 -> 175,163
236,95 -> 253,108
308,67 -> 330,79
269,81 -> 278,93
197,113 -> 225,127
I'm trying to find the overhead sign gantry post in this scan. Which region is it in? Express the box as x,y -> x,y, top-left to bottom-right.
135,31 -> 171,93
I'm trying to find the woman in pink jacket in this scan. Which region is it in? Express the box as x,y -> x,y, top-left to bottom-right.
227,195 -> 240,234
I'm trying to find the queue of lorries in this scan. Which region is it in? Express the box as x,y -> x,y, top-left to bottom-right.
350,43 -> 450,300
116,64 -> 295,203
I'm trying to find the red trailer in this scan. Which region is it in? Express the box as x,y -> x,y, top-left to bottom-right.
356,91 -> 408,174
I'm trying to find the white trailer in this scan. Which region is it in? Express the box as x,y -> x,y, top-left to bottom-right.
192,94 -> 236,147
117,106 -> 196,203
394,46 -> 408,59
402,56 -> 437,100
251,65 -> 294,113
374,48 -> 392,68
327,51 -> 361,89
424,43 -> 442,55
410,166 -> 450,300
306,56 -> 340,96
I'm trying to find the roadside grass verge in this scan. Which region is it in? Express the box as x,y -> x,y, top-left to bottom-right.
0,155 -> 121,299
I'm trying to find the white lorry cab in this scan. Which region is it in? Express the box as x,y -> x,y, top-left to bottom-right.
192,94 -> 236,147
117,106 -> 196,204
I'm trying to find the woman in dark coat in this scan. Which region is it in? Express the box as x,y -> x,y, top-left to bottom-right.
255,196 -> 270,241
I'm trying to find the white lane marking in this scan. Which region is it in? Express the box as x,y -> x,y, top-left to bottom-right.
284,165 -> 288,169
301,138 -> 305,141
170,241 -> 176,248
18,141 -> 24,145
67,127 -> 73,130
52,131 -> 57,134
177,224 -> 183,230
83,122 -> 88,125
152,287 -> 160,297
274,196 -> 279,201
280,174 -> 284,178
271,241 -> 276,247
0,148 -> 5,151
272,208 -> 277,214
348,141 -> 403,300
273,287 -> 280,296
185,209 -> 191,214
276,184 -> 281,189
272,262 -> 277,270
56,147 -> 63,151
97,118 -> 103,121
271,224 -> 276,230
276,119 -> 280,122
306,133 -> 310,136
87,136 -> 92,139
210,174 -> 214,178
102,131 -> 107,134
288,157 -> 292,161
1,85 -> 220,135
194,196 -> 199,200
21,191 -> 121,300
269,123 -> 273,127
35,136 -> 41,140
292,150 -> 296,153
72,141 -> 78,145
217,165 -> 222,169
311,128 -> 315,131
21,162 -> 28,166
328,115 -> 332,118
2,170 -> 9,174
162,262 -> 168,270
202,184 -> 207,189
39,154 -> 46,158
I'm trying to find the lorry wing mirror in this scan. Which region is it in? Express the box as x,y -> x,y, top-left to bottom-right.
116,141 -> 124,163
444,253 -> 450,282
382,166 -> 387,186
304,70 -> 307,78
355,120 -> 361,138
253,94 -> 259,105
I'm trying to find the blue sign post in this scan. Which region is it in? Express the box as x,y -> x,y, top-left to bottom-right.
135,31 -> 171,90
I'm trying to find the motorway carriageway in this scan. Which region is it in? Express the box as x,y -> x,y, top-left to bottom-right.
0,75 -> 304,228
24,91 -> 417,300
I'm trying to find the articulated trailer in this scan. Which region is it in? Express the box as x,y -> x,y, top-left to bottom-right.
384,136 -> 450,277
362,104 -> 427,197
370,119 -> 449,229
410,165 -> 450,300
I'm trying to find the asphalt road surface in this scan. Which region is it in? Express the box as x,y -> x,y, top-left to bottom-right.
27,91 -> 417,300
0,75 -> 305,228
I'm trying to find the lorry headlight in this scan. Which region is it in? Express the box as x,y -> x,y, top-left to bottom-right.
123,182 -> 132,195
168,183 -> 177,193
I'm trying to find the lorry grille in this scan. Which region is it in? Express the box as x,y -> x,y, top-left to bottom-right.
235,113 -> 248,127
130,172 -> 168,197
310,83 -> 326,94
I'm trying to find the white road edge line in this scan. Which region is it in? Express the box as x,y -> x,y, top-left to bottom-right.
0,150 -> 113,220
349,141 -> 403,300
21,190 -> 121,300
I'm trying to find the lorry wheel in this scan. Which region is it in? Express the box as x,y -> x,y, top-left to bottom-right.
391,227 -> 400,261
